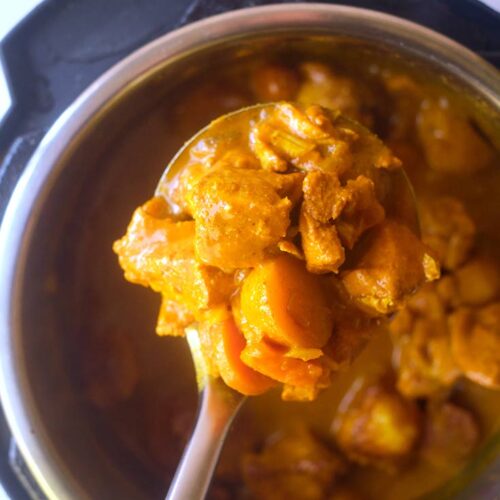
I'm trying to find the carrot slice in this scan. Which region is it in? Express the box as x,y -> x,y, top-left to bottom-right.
241,339 -> 329,389
213,317 -> 277,396
239,254 -> 333,348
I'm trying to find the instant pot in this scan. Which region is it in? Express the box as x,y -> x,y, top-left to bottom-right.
0,1 -> 499,498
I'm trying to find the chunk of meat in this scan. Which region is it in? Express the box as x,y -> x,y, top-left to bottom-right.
383,74 -> 423,140
242,425 -> 347,500
113,197 -> 235,311
341,220 -> 440,315
450,302 -> 500,389
82,330 -> 139,409
417,97 -> 495,174
324,318 -> 379,369
419,197 -> 476,271
300,209 -> 345,274
156,295 -> 194,337
241,339 -> 330,401
390,283 -> 460,398
162,148 -> 263,215
186,167 -> 293,270
173,80 -> 250,137
250,103 -> 353,174
437,256 -> 500,307
420,401 -> 480,467
393,316 -> 460,398
299,171 -> 385,273
297,62 -> 377,129
335,176 -> 385,249
301,170 -> 345,223
333,382 -> 421,469
237,254 -> 334,348
251,63 -> 300,102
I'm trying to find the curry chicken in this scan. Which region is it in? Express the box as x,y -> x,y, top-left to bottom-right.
82,49 -> 499,500
113,102 -> 438,401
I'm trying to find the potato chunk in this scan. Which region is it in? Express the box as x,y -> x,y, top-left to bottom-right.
333,383 -> 421,469
243,425 -> 347,500
450,303 -> 500,389
187,167 -> 293,270
419,196 -> 476,271
417,98 -> 495,174
420,401 -> 480,466
341,220 -> 440,315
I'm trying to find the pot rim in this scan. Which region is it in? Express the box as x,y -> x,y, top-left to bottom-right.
0,4 -> 498,499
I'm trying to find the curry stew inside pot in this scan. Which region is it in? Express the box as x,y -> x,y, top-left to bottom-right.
42,39 -> 500,500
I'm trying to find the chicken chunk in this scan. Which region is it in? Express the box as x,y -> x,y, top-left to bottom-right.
335,176 -> 385,249
437,256 -> 500,307
242,425 -> 347,500
450,302 -> 500,389
250,103 -> 354,174
299,171 -> 385,273
297,62 -> 378,129
113,197 -> 235,311
341,220 -> 440,315
393,316 -> 460,398
417,97 -> 495,174
324,318 -> 378,369
186,166 -> 294,270
390,283 -> 461,398
156,295 -> 194,337
419,196 -> 476,271
301,170 -> 345,223
251,63 -> 300,102
383,74 -> 423,140
420,401 -> 480,467
300,209 -> 345,274
333,382 -> 421,469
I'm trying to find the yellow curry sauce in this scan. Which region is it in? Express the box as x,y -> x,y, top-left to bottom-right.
81,48 -> 500,500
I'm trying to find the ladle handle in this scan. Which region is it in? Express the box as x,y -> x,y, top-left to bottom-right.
166,380 -> 244,500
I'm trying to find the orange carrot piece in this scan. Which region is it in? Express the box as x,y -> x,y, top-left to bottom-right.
241,339 -> 329,390
214,317 -> 277,396
239,254 -> 333,348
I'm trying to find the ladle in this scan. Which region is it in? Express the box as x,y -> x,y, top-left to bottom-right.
157,103 -> 419,500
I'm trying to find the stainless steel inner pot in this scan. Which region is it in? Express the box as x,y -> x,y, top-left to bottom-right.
0,4 -> 499,500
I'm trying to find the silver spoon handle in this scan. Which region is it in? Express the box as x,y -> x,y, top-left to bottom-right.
166,380 -> 245,500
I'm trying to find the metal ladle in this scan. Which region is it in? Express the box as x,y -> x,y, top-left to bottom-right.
155,103 -> 419,500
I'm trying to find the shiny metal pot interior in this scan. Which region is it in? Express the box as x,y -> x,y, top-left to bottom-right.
0,4 -> 499,499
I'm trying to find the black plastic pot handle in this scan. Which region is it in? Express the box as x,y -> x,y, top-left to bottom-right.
0,130 -> 45,224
